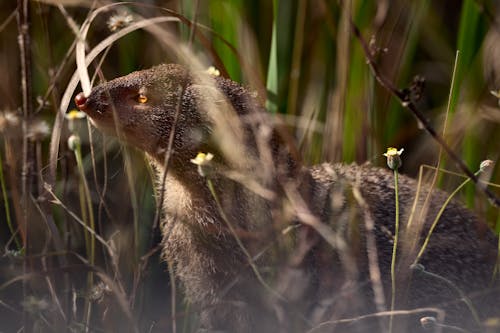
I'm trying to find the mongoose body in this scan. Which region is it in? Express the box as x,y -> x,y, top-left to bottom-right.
75,64 -> 499,332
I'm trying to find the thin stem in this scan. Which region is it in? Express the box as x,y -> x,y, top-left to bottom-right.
167,260 -> 177,333
74,141 -> 96,267
415,51 -> 460,231
494,212 -> 500,281
389,169 -> 400,333
306,307 -> 445,333
412,264 -> 481,325
414,170 -> 481,264
406,164 -> 425,233
73,138 -> 95,332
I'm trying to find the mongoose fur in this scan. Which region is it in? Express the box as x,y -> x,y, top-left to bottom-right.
75,64 -> 499,332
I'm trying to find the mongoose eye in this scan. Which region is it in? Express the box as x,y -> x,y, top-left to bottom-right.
137,93 -> 148,104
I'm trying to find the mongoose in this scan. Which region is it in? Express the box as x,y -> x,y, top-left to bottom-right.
75,64 -> 499,332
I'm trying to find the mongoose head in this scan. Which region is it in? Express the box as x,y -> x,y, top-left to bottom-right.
76,64 -> 298,179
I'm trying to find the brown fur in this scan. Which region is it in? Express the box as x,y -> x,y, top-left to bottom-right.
76,64 -> 499,332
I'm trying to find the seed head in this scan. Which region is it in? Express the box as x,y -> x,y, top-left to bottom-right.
107,10 -> 133,32
27,119 -> 50,141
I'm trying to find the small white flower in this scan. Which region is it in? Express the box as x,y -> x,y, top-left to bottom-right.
206,66 -> 220,77
65,109 -> 86,120
190,152 -> 215,177
190,152 -> 214,166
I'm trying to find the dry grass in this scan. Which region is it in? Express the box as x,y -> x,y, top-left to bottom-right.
0,1 -> 499,332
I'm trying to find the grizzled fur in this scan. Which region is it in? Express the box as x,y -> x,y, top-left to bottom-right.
76,64 -> 499,332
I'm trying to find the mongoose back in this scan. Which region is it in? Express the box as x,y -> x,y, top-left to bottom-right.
75,64 -> 499,333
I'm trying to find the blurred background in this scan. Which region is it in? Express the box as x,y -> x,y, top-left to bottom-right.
0,0 -> 499,332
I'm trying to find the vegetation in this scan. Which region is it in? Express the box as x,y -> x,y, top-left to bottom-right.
0,0 -> 499,332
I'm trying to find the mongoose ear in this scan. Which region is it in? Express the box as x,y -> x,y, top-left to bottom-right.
188,83 -> 253,170
188,83 -> 303,177
189,84 -> 228,103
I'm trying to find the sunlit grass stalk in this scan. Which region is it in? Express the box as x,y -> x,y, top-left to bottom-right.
419,50 -> 459,228
405,164 -> 425,233
0,152 -> 20,250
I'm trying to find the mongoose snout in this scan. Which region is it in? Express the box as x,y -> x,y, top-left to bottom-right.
74,92 -> 88,111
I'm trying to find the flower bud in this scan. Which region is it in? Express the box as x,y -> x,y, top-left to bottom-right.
383,147 -> 404,170
420,316 -> 437,330
67,134 -> 80,151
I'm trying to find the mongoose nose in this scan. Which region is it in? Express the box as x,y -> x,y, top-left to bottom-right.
74,92 -> 88,110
